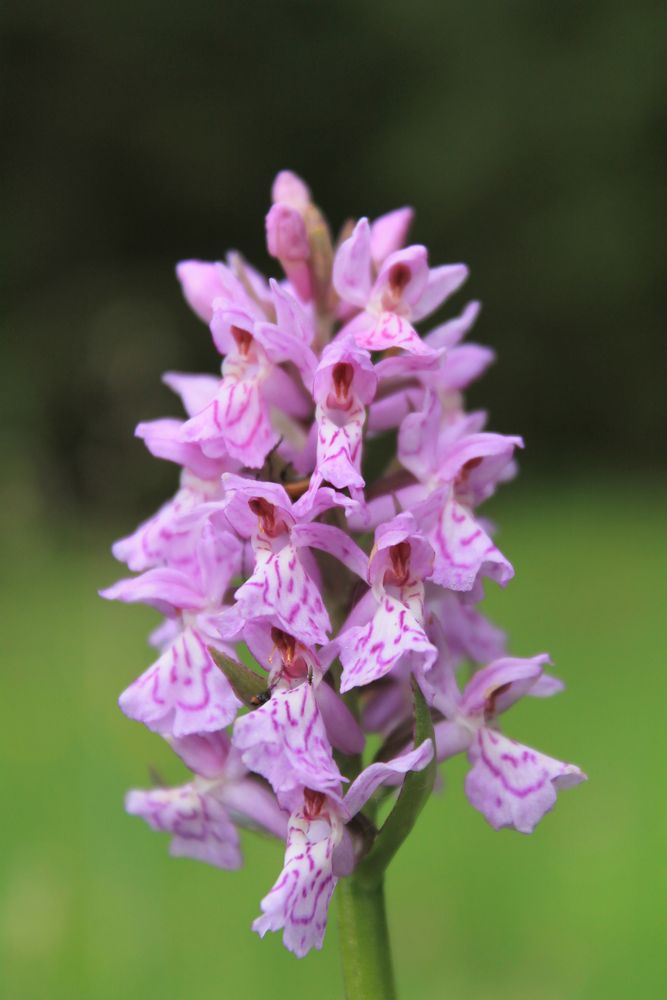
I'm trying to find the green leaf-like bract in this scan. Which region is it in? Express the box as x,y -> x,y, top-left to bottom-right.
208,648 -> 268,707
354,678 -> 436,887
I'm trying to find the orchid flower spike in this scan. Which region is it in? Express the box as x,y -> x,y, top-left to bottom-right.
104,171 -> 586,969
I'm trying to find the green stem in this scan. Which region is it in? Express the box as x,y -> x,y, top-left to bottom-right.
337,874 -> 396,1000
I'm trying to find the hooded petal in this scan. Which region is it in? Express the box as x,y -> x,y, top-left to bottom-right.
313,338 -> 377,406
465,728 -> 586,833
460,654 -> 551,717
438,432 -> 523,506
373,245 -> 429,309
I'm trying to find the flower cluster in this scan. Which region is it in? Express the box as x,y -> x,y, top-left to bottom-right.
103,171 -> 585,957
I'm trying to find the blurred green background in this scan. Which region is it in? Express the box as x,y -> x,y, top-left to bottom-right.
1,1 -> 665,997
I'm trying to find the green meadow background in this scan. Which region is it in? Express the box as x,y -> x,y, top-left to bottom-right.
2,1 -> 665,997
3,482 -> 665,999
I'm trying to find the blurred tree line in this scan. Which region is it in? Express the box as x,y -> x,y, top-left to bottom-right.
2,0 -> 664,520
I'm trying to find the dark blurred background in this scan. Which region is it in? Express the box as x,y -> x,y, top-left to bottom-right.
2,4 -> 666,999
3,0 -> 665,523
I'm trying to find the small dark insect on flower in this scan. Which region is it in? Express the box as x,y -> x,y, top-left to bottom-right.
250,689 -> 271,707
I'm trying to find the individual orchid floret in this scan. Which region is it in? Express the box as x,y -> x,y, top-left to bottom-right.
217,475 -> 367,647
126,730 -> 286,869
134,371 -> 240,481
179,285 -> 315,468
266,202 -> 312,302
179,316 -> 278,468
398,391 -> 523,590
225,622 -> 365,756
337,512 -> 437,693
253,789 -> 342,958
432,655 -> 586,833
102,523 -> 243,736
306,338 -> 378,499
112,469 -> 223,573
233,677 -> 345,805
254,739 -> 433,957
333,217 -> 468,355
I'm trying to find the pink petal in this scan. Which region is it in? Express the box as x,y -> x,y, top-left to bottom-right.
167,731 -> 231,779
271,170 -> 311,210
397,389 -> 441,480
460,654 -> 551,717
426,492 -> 514,592
112,478 -> 220,574
332,218 -> 373,307
181,376 -> 279,468
412,263 -> 469,322
292,522 -> 369,581
162,371 -> 220,417
118,627 -> 240,737
100,567 -> 203,616
466,728 -> 586,833
427,585 -> 507,669
338,596 -> 437,693
424,300 -> 481,350
233,685 -> 343,800
175,260 -> 228,323
126,782 -> 241,869
369,207 -> 414,266
343,739 -> 434,819
233,541 -> 330,646
437,344 -> 496,391
345,311 -> 434,355
135,418 -> 229,480
373,245 -> 429,308
315,683 -> 365,755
